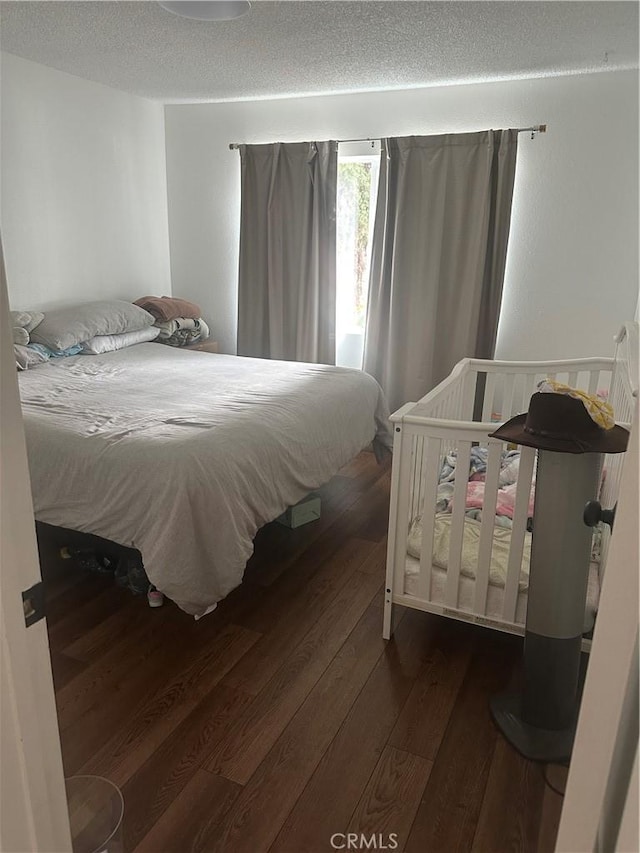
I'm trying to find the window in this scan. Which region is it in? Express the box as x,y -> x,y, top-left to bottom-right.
336,142 -> 380,369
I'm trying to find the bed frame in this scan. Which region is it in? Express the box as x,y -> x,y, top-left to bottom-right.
383,322 -> 638,641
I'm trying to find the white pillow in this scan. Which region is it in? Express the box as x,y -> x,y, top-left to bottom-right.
31,300 -> 154,352
81,325 -> 160,354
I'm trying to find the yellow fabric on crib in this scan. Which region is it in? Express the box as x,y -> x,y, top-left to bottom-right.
537,379 -> 615,430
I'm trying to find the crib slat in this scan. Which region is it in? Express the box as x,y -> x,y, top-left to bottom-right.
384,420 -> 409,638
409,436 -> 421,522
510,376 -> 523,420
445,390 -> 454,419
502,445 -> 536,623
453,380 -> 462,419
503,374 -> 516,419
461,369 -> 476,421
482,374 -> 497,422
392,428 -> 415,598
473,440 -> 503,615
598,448 -> 623,581
417,437 -> 426,519
519,373 -> 535,414
568,371 -> 578,388
445,441 -> 472,608
408,438 -> 415,520
417,438 -> 442,600
588,370 -> 599,396
611,371 -> 626,419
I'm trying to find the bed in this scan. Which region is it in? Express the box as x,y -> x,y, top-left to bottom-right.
19,343 -> 392,615
383,322 -> 638,643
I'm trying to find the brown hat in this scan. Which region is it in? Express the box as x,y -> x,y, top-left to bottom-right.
489,392 -> 629,454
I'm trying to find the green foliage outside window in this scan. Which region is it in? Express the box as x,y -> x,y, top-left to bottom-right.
338,161 -> 373,329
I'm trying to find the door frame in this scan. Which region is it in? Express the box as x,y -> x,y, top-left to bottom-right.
0,241 -> 72,852
556,401 -> 639,852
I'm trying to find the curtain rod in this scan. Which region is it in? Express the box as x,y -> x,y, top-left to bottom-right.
228,124 -> 547,149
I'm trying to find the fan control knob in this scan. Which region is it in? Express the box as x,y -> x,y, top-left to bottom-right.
583,501 -> 616,530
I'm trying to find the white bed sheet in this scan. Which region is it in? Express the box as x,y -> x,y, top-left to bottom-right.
404,555 -> 599,633
19,344 -> 392,615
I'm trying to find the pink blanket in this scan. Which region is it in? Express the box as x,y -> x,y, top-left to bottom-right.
465,481 -> 535,518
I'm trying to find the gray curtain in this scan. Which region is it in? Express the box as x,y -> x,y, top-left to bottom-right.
237,141 -> 337,363
363,130 -> 518,413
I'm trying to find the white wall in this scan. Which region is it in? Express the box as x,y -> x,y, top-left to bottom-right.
165,70 -> 639,359
1,53 -> 172,310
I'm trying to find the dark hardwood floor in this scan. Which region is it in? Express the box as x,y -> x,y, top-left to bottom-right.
40,452 -> 563,852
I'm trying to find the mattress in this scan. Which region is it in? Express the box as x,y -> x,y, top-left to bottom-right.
404,554 -> 600,633
19,343 -> 392,615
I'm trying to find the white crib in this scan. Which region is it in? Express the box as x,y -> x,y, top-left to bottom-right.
383,322 -> 638,643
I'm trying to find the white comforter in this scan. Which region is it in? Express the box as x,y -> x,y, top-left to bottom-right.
19,344 -> 391,615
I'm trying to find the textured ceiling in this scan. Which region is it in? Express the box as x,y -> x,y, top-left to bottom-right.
0,1 -> 638,103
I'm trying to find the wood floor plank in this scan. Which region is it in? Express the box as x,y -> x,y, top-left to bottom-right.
209,592 -> 387,853
347,746 -> 433,850
49,650 -> 88,690
357,536 -> 388,575
404,637 -> 520,853
47,583 -> 131,653
55,606 -> 181,730
58,609 -> 252,774
472,737 -> 546,853
133,769 -> 242,853
535,778 -> 565,853
336,452 -> 376,479
205,570 -> 383,784
352,471 -> 392,542
272,609 -> 439,853
222,536 -> 377,694
61,592 -> 152,662
122,685 -> 253,851
60,637 -> 190,775
79,623 -> 260,788
388,623 -> 473,759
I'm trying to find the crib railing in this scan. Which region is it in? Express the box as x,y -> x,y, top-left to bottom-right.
384,353 -> 628,641
599,323 -> 639,574
410,356 -> 616,423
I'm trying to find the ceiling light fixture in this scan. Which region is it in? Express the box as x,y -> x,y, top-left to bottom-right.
157,1 -> 251,21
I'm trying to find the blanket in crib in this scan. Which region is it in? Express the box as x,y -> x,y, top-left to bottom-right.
435,448 -> 534,527
408,514 -> 531,590
408,448 -> 533,588
408,447 -> 601,589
